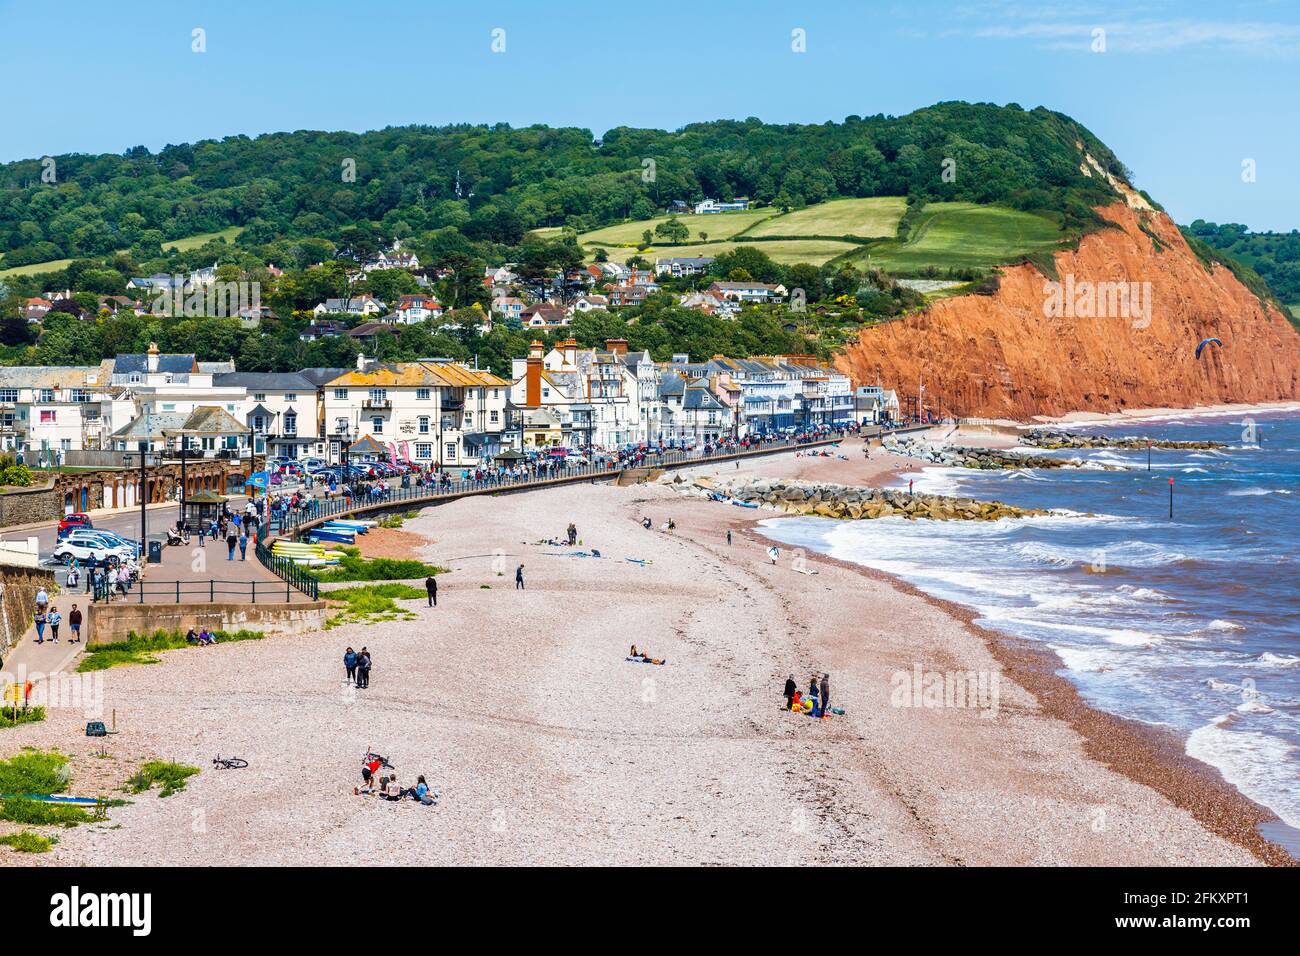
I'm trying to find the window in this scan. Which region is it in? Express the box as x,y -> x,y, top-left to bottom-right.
416,388 -> 430,401
284,413 -> 297,435
71,389 -> 93,403
253,416 -> 266,433
490,410 -> 499,424
39,389 -> 55,403
415,443 -> 432,459
368,388 -> 387,403
253,393 -> 266,402
334,417 -> 348,434
445,442 -> 456,460
418,416 -> 429,434
162,403 -> 175,412
0,389 -> 16,403
371,417 -> 383,434
40,410 -> 56,424
464,412 -> 473,427
334,388 -> 348,400
284,393 -> 297,402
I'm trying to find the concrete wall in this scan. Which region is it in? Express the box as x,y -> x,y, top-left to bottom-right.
0,484 -> 61,528
0,562 -> 58,653
84,601 -> 326,645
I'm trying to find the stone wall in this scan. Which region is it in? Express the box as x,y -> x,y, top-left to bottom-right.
0,461 -> 242,529
0,562 -> 58,654
83,601 -> 326,645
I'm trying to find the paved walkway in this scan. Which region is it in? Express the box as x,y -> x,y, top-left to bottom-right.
122,533 -> 313,604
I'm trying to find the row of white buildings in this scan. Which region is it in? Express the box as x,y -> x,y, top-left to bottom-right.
0,340 -> 858,468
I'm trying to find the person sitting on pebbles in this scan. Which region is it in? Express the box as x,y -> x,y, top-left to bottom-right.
629,644 -> 666,666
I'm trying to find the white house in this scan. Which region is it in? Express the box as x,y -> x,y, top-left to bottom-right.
312,295 -> 386,317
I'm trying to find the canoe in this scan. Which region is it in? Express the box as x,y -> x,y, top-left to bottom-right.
307,529 -> 355,544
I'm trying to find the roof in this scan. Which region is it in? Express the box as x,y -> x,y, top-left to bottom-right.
110,412 -> 188,440
112,353 -> 198,375
325,362 -> 509,389
683,385 -> 726,411
348,435 -> 388,454
297,368 -> 352,387
0,366 -> 106,389
170,406 -> 248,436
213,372 -> 315,391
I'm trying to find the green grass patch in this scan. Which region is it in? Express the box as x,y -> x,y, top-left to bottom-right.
0,797 -> 91,826
0,831 -> 56,853
580,208 -> 772,247
744,197 -> 906,240
323,583 -> 423,627
850,202 -> 1067,275
128,761 -> 199,797
0,706 -> 45,729
77,629 -> 263,672
0,750 -> 70,794
310,548 -> 445,582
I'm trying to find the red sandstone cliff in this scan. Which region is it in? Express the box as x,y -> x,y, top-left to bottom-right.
835,204 -> 1300,419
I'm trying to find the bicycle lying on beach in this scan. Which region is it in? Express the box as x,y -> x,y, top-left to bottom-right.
213,754 -> 248,769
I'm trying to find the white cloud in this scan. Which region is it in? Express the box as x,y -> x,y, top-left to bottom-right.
972,18 -> 1300,55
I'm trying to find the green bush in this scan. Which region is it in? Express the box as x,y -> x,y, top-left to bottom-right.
0,706 -> 45,729
0,797 -> 91,826
323,583 -> 423,626
0,464 -> 32,487
129,761 -> 199,797
311,552 -> 445,583
77,628 -> 262,672
0,750 -> 70,794
0,831 -> 56,853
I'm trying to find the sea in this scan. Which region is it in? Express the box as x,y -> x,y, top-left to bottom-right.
761,408 -> 1300,851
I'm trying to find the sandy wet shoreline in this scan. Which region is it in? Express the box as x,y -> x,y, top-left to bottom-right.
2,437 -> 1281,866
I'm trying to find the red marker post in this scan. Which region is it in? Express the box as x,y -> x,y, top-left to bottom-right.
1169,477 -> 1175,519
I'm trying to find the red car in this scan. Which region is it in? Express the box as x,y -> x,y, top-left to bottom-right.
58,513 -> 92,535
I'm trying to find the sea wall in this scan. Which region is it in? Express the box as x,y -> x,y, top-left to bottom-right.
0,562 -> 58,654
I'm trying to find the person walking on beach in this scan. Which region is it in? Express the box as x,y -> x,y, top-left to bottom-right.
726,529 -> 732,546
783,674 -> 797,710
68,604 -> 82,643
567,522 -> 577,546
425,574 -> 438,607
515,564 -> 525,590
819,673 -> 831,713
344,646 -> 357,684
356,648 -> 371,689
47,606 -> 61,643
33,607 -> 46,644
226,526 -> 238,561
238,526 -> 249,561
908,478 -> 914,496
767,546 -> 779,565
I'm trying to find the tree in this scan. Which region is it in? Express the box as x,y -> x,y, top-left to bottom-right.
655,218 -> 690,245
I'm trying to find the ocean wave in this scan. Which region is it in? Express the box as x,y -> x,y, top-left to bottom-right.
1186,717 -> 1300,829
1204,619 -> 1245,632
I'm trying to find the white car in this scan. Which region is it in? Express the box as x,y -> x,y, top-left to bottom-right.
53,532 -> 134,565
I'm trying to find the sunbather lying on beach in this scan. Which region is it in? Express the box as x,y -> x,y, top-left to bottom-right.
628,645 -> 667,665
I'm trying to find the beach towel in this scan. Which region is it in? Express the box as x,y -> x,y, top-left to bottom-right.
625,558 -> 652,566
625,656 -> 666,666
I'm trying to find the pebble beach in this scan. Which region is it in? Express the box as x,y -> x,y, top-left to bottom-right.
9,439 -> 1274,866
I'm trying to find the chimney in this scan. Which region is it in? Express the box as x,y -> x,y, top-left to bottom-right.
146,342 -> 160,374
526,339 -> 544,407
563,337 -> 578,366
605,338 -> 628,356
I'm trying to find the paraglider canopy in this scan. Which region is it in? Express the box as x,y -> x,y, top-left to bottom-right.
1195,337 -> 1223,359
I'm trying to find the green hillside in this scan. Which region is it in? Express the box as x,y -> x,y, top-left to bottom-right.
846,203 -> 1068,274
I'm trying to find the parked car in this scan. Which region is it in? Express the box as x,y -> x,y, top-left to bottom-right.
53,531 -> 134,565
58,513 -> 92,535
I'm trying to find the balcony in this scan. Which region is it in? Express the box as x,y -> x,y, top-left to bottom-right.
362,399 -> 391,411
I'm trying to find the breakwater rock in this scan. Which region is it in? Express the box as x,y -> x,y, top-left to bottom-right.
882,435 -> 1076,470
1019,428 -> 1226,450
666,475 -> 1049,521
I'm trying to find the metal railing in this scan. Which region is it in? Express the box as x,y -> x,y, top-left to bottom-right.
254,540 -> 321,601
273,434 -> 844,535
110,577 -> 307,604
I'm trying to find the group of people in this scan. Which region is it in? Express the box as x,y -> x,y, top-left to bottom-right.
343,646 -> 374,688
68,556 -> 138,603
185,627 -> 219,646
783,672 -> 832,715
32,586 -> 83,644
355,754 -> 438,806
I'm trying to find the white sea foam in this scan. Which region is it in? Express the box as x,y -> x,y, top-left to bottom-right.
1187,716 -> 1300,829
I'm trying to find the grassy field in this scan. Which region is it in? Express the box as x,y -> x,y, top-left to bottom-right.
0,226 -> 244,279
848,202 -> 1067,274
744,197 -> 906,239
594,238 -> 860,267
582,208 -> 771,248
163,226 -> 243,252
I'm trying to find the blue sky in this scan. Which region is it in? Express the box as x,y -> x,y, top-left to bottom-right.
1,0 -> 1297,230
